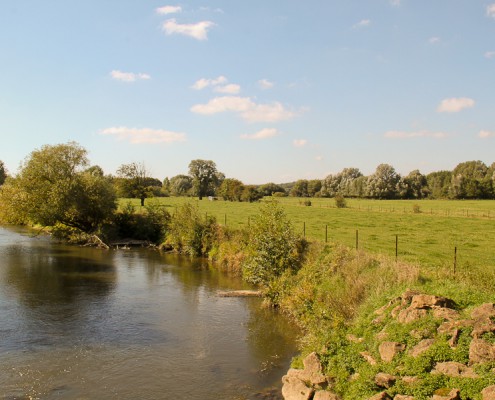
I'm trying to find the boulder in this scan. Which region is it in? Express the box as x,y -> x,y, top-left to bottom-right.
281,375 -> 314,400
409,339 -> 435,357
482,385 -> 495,400
471,303 -> 495,320
471,318 -> 495,339
379,342 -> 406,362
469,339 -> 495,364
432,361 -> 478,378
432,307 -> 460,321
301,352 -> 327,385
397,308 -> 428,324
394,396 -> 414,400
368,392 -> 393,400
313,391 -> 341,400
431,389 -> 461,400
410,295 -> 454,310
375,373 -> 396,388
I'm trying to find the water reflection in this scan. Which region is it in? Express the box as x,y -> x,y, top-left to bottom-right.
0,227 -> 299,400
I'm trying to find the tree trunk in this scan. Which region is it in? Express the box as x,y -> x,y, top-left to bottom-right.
140,197 -> 145,206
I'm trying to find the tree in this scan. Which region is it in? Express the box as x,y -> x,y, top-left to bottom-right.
449,160 -> 493,199
218,178 -> 244,201
169,175 -> 193,196
259,182 -> 286,197
0,142 -> 116,233
241,185 -> 263,202
366,164 -> 401,199
403,170 -> 428,199
426,171 -> 452,199
307,179 -> 322,197
290,180 -> 309,197
188,159 -> 221,200
0,160 -> 7,185
116,162 -> 154,206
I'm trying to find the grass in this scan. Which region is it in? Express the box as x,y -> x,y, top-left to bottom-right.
121,197 -> 495,271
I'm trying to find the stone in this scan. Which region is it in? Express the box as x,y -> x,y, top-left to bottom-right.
471,318 -> 495,339
400,289 -> 422,306
481,385 -> 495,400
402,376 -> 420,385
409,339 -> 435,357
471,303 -> 495,320
410,295 -> 455,310
281,375 -> 314,400
397,308 -> 428,324
375,373 -> 396,388
448,329 -> 460,348
394,396 -> 414,400
368,392 -> 393,400
360,351 -> 377,365
431,389 -> 461,400
432,307 -> 460,321
379,342 -> 406,362
313,391 -> 342,400
301,352 -> 327,385
469,338 -> 495,364
432,362 -> 478,378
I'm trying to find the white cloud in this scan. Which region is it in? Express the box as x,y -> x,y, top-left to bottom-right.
258,79 -> 274,90
156,5 -> 182,15
487,4 -> 495,18
293,139 -> 307,147
214,84 -> 241,94
485,51 -> 495,59
191,76 -> 228,90
110,70 -> 151,82
162,19 -> 215,40
100,127 -> 186,144
353,19 -> 371,29
479,130 -> 495,138
384,130 -> 448,139
240,128 -> 279,140
191,96 -> 297,122
437,97 -> 475,113
429,37 -> 441,44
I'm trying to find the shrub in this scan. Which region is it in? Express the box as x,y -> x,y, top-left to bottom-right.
413,203 -> 421,213
335,194 -> 347,208
242,201 -> 304,301
272,191 -> 287,197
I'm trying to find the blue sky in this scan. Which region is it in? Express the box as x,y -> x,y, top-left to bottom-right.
1,1 -> 494,184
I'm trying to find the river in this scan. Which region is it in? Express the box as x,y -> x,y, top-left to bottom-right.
0,226 -> 299,399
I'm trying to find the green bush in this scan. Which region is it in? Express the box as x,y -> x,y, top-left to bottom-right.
335,194 -> 347,208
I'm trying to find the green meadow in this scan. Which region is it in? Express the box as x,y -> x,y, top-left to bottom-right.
122,197 -> 495,271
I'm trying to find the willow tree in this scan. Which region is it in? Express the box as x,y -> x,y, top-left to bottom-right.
0,142 -> 116,234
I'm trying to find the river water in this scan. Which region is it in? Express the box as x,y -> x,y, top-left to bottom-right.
0,227 -> 299,399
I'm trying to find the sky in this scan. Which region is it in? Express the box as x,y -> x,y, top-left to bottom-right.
1,0 -> 494,184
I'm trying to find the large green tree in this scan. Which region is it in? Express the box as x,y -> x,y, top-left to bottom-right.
169,174 -> 193,196
0,142 -> 116,233
188,159 -> 222,200
449,160 -> 493,199
116,162 -> 156,206
218,178 -> 244,201
0,160 -> 7,185
366,164 -> 401,199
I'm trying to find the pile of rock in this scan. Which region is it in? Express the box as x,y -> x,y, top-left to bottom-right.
281,291 -> 495,399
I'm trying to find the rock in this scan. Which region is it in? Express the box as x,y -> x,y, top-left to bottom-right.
409,339 -> 435,357
301,352 -> 327,385
379,342 -> 406,362
400,289 -> 422,305
448,329 -> 460,348
482,385 -> 495,400
394,396 -> 414,400
375,373 -> 396,388
281,375 -> 314,400
471,303 -> 495,320
471,317 -> 495,339
402,376 -> 420,385
431,389 -> 461,400
469,338 -> 495,364
432,307 -> 460,321
360,351 -> 377,365
432,361 -> 478,378
410,295 -> 455,310
368,392 -> 393,400
313,391 -> 341,400
397,308 -> 428,324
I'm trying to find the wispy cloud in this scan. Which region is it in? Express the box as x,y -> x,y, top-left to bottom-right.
479,130 -> 495,138
485,51 -> 495,59
156,5 -> 182,15
191,96 -> 298,123
293,139 -> 307,147
258,79 -> 274,90
214,84 -> 241,94
110,70 -> 151,82
100,127 -> 186,144
191,76 -> 227,90
384,130 -> 448,139
353,19 -> 371,29
429,37 -> 441,44
240,128 -> 279,140
437,97 -> 475,113
487,4 -> 495,18
162,19 -> 215,40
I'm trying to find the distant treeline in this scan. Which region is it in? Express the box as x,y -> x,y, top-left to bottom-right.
123,160 -> 495,201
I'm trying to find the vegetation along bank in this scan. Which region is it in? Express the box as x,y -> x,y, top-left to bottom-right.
1,142 -> 495,399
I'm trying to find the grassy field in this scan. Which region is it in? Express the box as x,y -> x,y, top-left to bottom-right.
121,197 -> 495,271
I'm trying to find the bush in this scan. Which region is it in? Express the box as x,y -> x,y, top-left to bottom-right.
272,191 -> 287,197
335,194 -> 347,208
413,203 -> 421,213
242,201 -> 304,301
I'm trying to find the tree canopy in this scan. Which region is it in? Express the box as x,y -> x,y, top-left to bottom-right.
188,159 -> 222,200
0,142 -> 116,233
